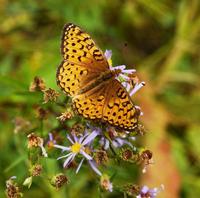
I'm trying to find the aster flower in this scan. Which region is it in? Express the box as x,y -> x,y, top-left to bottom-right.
136,185 -> 164,198
54,130 -> 102,175
27,133 -> 48,157
100,136 -> 135,150
104,50 -> 145,96
47,133 -> 56,149
99,127 -> 136,150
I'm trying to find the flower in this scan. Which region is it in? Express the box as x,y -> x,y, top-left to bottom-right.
27,133 -> 48,157
29,76 -> 46,92
136,185 -> 164,198
99,127 -> 136,150
30,164 -> 43,176
6,176 -> 23,198
47,133 -> 56,149
43,88 -> 59,103
100,174 -> 113,192
94,149 -> 108,165
54,130 -> 102,175
104,50 -> 145,96
57,111 -> 73,122
50,173 -> 68,189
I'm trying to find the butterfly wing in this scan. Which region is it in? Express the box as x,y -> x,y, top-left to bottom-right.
73,80 -> 109,120
103,79 -> 140,130
73,78 -> 140,130
57,23 -> 109,96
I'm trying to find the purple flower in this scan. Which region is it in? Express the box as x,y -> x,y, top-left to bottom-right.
100,136 -> 135,150
136,185 -> 164,198
99,127 -> 136,150
104,49 -> 145,96
47,133 -> 56,149
54,130 -> 102,175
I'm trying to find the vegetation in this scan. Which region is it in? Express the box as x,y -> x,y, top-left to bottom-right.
0,0 -> 200,197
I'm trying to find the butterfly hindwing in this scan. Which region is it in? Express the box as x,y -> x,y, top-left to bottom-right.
73,78 -> 139,130
103,79 -> 140,130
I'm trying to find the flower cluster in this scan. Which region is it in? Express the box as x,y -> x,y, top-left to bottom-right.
50,50 -> 162,195
6,50 -> 163,197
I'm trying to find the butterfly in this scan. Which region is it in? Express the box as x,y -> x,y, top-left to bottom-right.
56,23 -> 140,130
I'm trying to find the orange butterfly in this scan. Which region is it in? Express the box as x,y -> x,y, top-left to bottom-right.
56,23 -> 141,130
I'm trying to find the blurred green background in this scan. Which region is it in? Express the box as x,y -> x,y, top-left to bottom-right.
0,0 -> 200,198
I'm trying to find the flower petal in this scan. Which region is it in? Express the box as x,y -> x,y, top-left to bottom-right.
49,133 -> 53,141
57,152 -> 72,160
82,130 -> 98,146
76,158 -> 85,174
63,153 -> 76,168
104,139 -> 110,150
129,82 -> 145,96
88,160 -> 102,176
80,150 -> 92,160
141,185 -> 149,194
67,135 -> 74,144
104,50 -> 112,60
54,144 -> 70,151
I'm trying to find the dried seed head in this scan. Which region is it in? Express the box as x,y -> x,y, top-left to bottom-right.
57,111 -> 73,122
100,175 -> 113,192
6,177 -> 22,198
124,184 -> 140,196
94,150 -> 108,165
50,173 -> 68,189
121,148 -> 133,161
108,127 -> 118,140
133,124 -> 146,136
71,123 -> 85,137
27,133 -> 43,148
29,76 -> 46,92
140,149 -> 153,162
43,88 -> 59,103
30,164 -> 43,176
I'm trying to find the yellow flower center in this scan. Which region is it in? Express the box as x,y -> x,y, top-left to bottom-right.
71,142 -> 82,153
108,58 -> 112,66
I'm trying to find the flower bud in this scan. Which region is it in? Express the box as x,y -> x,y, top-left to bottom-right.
50,174 -> 68,189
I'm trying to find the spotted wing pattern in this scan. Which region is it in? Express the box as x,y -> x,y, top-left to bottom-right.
73,79 -> 140,130
57,23 -> 109,96
57,23 -> 139,130
103,79 -> 140,130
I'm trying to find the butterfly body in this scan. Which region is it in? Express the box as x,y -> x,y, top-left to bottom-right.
57,23 -> 140,130
78,69 -> 122,95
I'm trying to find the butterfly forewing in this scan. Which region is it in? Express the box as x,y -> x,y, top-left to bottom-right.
61,23 -> 109,72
